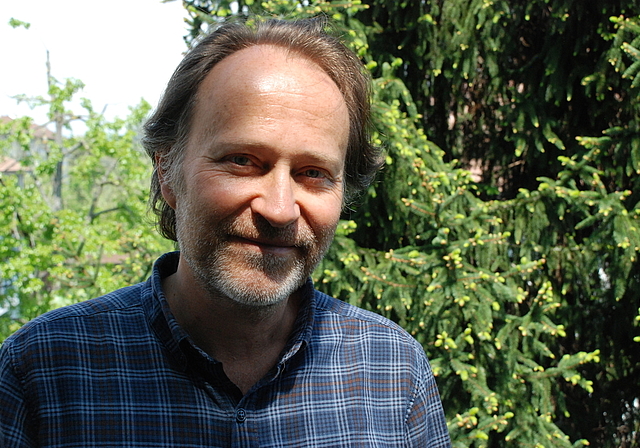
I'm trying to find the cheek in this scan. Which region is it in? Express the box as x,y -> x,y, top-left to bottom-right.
191,176 -> 252,212
305,194 -> 343,231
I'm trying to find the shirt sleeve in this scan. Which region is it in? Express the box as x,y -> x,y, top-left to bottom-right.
0,341 -> 37,448
405,350 -> 451,448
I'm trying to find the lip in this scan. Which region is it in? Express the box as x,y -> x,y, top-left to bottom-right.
230,235 -> 298,254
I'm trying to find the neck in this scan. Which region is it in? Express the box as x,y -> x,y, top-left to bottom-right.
162,257 -> 302,394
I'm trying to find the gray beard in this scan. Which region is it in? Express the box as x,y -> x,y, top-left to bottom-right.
189,243 -> 310,307
175,205 -> 332,308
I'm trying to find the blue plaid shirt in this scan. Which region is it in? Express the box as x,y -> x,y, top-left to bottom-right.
0,252 -> 450,447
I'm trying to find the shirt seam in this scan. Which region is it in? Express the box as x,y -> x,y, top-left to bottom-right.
314,295 -> 420,346
314,292 -> 428,440
12,291 -> 144,336
403,354 -> 426,432
4,341 -> 37,439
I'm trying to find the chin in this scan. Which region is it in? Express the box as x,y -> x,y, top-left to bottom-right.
207,275 -> 304,307
194,253 -> 309,307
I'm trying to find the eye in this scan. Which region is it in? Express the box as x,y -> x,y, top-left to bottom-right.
229,155 -> 253,166
303,168 -> 325,179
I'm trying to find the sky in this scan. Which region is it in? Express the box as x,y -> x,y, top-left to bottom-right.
0,0 -> 189,124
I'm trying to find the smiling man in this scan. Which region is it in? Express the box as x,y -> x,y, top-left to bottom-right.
0,18 -> 451,447
161,43 -> 350,394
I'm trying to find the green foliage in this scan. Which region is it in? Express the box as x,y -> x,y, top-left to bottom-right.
7,18 -> 30,30
357,4 -> 640,446
0,68 -> 172,339
357,1 -> 640,208
318,59 -> 605,447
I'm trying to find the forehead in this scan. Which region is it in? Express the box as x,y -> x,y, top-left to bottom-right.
195,45 -> 345,114
188,44 -> 350,150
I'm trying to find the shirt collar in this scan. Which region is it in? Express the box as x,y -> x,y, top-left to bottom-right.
279,278 -> 315,365
143,251 -> 191,370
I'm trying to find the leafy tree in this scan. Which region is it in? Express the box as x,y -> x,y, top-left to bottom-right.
176,1 -> 640,446
0,48 -> 172,339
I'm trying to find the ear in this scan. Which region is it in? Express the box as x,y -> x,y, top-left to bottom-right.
155,153 -> 177,210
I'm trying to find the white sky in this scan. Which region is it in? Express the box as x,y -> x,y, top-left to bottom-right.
0,0 -> 189,124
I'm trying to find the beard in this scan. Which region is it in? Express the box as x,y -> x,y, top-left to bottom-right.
175,201 -> 335,307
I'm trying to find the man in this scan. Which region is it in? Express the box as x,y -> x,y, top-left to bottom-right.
0,18 -> 451,447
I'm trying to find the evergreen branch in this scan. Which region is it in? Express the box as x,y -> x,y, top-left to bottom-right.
360,267 -> 413,288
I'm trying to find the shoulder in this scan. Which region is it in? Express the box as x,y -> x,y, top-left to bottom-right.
311,289 -> 427,364
313,289 -> 417,339
2,282 -> 147,352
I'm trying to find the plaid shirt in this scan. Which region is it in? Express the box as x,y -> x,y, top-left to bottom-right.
0,252 -> 450,447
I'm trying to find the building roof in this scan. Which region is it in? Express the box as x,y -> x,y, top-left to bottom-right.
0,156 -> 30,173
0,115 -> 54,140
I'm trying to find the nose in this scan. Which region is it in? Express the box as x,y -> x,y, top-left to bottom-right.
251,170 -> 301,228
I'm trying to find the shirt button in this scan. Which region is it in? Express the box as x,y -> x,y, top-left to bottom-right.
236,408 -> 247,423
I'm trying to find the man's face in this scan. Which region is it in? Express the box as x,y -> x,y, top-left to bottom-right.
162,45 -> 349,307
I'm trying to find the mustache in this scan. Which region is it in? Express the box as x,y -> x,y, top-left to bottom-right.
223,214 -> 316,249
